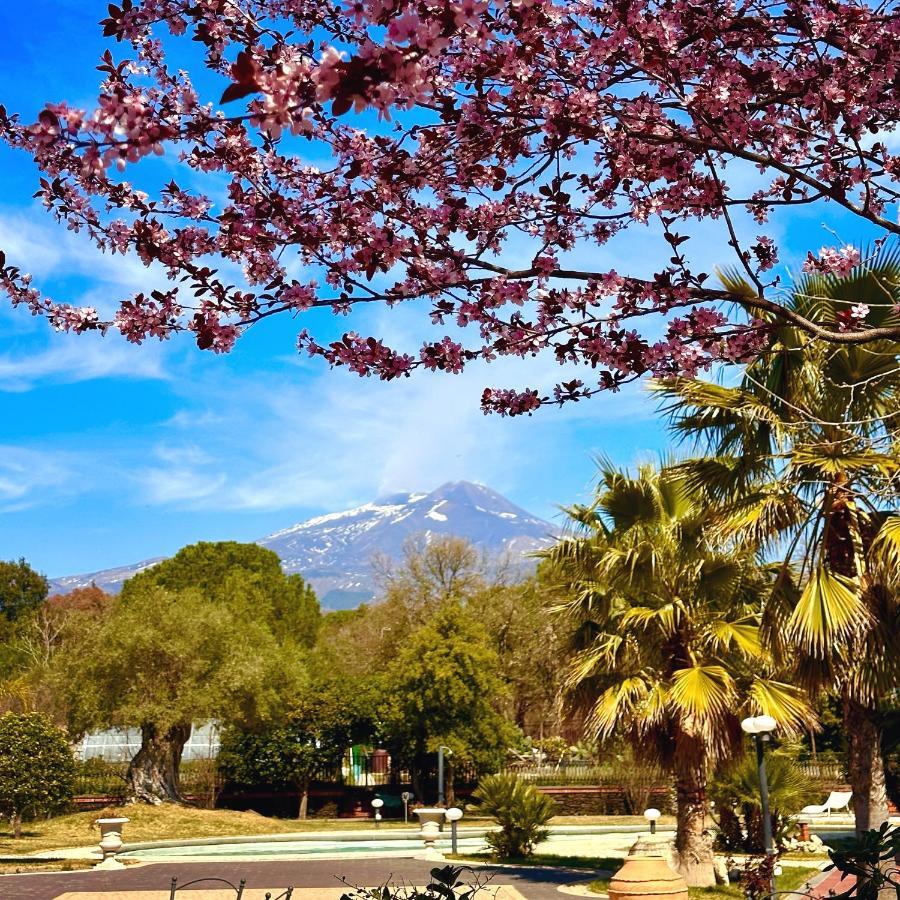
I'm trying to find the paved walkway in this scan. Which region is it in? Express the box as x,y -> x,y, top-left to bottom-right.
0,857 -> 599,900
805,866 -> 854,899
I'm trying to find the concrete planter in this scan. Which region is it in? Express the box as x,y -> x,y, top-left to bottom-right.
95,816 -> 129,870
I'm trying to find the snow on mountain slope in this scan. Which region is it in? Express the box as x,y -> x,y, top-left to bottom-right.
49,482 -> 559,608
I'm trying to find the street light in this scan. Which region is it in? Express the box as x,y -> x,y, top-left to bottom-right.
445,806 -> 463,854
643,807 -> 661,835
741,715 -> 778,897
372,797 -> 384,828
437,746 -> 453,806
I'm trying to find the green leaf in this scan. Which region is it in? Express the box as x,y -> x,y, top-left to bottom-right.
787,567 -> 867,654
669,664 -> 735,721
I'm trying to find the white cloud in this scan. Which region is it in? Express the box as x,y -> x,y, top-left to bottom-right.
0,335 -> 169,392
0,445 -> 82,512
133,329 -> 657,514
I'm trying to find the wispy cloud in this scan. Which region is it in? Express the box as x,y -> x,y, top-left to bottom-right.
0,445 -> 83,512
131,331 -> 658,515
0,335 -> 169,392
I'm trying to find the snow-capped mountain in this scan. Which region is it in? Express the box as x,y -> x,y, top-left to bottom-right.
49,482 -> 559,608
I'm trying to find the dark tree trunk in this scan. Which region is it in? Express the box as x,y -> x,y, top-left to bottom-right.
446,762 -> 456,807
10,812 -> 21,839
127,722 -> 192,804
844,696 -> 890,836
672,732 -> 715,887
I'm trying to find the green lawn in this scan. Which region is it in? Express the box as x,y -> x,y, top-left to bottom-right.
589,865 -> 819,898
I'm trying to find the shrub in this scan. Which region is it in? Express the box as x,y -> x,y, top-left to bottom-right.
472,773 -> 555,859
0,713 -> 76,837
341,864 -> 486,900
710,750 -> 816,853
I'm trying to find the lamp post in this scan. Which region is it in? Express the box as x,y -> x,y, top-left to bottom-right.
741,714 -> 778,898
437,745 -> 453,806
644,808 -> 661,835
372,797 -> 384,827
401,791 -> 412,824
445,806 -> 463,854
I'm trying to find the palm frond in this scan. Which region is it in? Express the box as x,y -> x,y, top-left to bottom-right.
669,664 -> 735,721
747,678 -> 815,733
787,567 -> 869,655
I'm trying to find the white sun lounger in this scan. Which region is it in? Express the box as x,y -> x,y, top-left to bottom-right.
800,790 -> 852,817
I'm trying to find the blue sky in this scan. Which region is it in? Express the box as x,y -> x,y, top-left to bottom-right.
0,2 -> 881,580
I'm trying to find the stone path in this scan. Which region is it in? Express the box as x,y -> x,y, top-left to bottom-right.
0,857 -> 598,900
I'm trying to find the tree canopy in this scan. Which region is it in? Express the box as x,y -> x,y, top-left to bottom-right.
219,677 -> 378,817
0,559 -> 48,622
126,541 -> 321,648
4,1 -> 900,413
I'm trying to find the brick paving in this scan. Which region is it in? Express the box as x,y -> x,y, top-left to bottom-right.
0,857 -> 596,900
804,866 -> 854,899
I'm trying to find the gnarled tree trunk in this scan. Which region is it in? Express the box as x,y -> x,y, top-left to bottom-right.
127,722 -> 192,804
672,732 -> 715,887
844,695 -> 889,836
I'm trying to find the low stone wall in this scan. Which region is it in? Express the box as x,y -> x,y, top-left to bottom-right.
536,785 -> 672,816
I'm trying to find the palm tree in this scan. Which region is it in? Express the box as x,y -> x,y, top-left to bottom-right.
653,245 -> 900,836
545,462 -> 810,887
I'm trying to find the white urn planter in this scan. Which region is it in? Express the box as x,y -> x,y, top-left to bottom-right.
95,816 -> 129,870
413,807 -> 447,827
414,809 -> 447,859
417,820 -> 444,860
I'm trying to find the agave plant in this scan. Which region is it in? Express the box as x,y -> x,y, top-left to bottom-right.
653,244 -> 900,836
545,461 -> 810,886
471,772 -> 556,859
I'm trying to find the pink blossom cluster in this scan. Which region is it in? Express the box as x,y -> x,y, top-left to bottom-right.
2,0 -> 900,414
803,246 -> 863,278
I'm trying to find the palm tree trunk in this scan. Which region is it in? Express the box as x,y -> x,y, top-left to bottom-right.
844,695 -> 889,836
672,732 -> 716,887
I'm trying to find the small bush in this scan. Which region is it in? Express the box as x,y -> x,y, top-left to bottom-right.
472,773 -> 555,859
313,801 -> 340,819
710,750 -> 816,853
0,713 -> 76,837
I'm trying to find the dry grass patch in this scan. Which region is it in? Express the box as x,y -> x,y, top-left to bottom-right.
0,805 -> 418,855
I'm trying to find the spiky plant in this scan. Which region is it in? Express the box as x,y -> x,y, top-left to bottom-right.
711,749 -> 817,852
471,773 -> 556,859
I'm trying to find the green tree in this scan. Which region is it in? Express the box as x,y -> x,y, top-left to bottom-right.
655,247 -> 900,836
53,579 -> 305,803
0,559 -> 48,622
126,542 -> 321,648
379,601 -> 518,802
219,678 -> 377,817
0,712 -> 75,837
546,462 -> 810,886
468,577 -> 569,738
